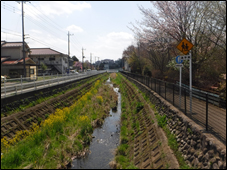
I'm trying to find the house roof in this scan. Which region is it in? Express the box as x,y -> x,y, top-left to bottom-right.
1,57 -> 35,65
1,56 -> 10,62
1,41 -> 29,48
30,48 -> 66,56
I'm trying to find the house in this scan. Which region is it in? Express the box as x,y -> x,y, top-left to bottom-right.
1,40 -> 37,78
29,48 -> 68,75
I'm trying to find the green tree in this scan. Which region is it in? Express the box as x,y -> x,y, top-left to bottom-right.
40,62 -> 47,73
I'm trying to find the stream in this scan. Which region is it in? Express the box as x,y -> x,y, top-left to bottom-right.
71,77 -> 121,169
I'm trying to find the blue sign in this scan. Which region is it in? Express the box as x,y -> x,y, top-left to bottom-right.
176,56 -> 183,64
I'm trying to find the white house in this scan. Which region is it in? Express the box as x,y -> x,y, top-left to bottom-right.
29,48 -> 68,75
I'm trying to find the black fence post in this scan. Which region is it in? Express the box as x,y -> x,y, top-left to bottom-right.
165,82 -> 166,100
184,88 -> 187,115
155,79 -> 156,92
173,85 -> 175,106
206,93 -> 208,131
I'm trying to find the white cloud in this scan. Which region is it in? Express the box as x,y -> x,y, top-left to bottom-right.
66,25 -> 83,33
24,1 -> 91,19
96,32 -> 134,49
88,32 -> 134,60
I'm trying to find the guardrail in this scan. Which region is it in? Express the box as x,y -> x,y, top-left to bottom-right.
1,70 -> 106,98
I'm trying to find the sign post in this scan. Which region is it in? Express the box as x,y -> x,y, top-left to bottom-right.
176,55 -> 183,108
177,38 -> 194,114
189,51 -> 192,114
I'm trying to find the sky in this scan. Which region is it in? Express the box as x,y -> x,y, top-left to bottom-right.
1,1 -> 154,62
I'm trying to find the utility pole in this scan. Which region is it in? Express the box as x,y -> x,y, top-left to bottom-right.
90,53 -> 92,69
17,1 -> 29,78
82,47 -> 86,72
98,57 -> 100,70
67,31 -> 73,71
95,56 -> 96,69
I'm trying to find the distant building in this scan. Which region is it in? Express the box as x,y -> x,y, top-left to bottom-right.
1,40 -> 37,78
29,48 -> 68,75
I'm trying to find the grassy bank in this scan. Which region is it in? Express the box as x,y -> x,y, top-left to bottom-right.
111,73 -> 140,169
1,73 -> 118,169
120,74 -> 191,169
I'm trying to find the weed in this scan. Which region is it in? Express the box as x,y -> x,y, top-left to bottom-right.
187,128 -> 193,134
136,102 -> 144,112
117,144 -> 129,156
45,114 -> 49,119
156,114 -> 167,128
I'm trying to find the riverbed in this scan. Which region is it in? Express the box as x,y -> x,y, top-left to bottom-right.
71,78 -> 121,169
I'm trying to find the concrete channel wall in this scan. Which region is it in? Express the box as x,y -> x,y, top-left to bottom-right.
123,74 -> 226,169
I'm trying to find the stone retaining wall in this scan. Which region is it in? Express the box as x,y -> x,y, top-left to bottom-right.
124,75 -> 226,169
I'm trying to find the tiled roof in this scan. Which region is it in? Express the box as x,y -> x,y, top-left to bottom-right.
1,41 -> 6,46
1,41 -> 29,48
2,57 -> 31,65
1,57 -> 10,62
30,48 -> 65,55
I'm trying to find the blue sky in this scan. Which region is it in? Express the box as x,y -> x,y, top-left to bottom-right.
1,1 -> 154,62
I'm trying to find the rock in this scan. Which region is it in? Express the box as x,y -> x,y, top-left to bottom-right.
109,161 -> 117,169
220,149 -> 226,157
208,150 -> 214,158
189,155 -> 194,162
187,140 -> 191,145
210,157 -> 216,164
176,130 -> 180,135
198,154 -> 203,161
203,148 -> 208,154
178,147 -> 182,152
196,143 -> 201,150
183,144 -> 189,150
191,139 -> 196,147
189,148 -> 195,155
23,164 -> 33,169
194,158 -> 199,167
203,153 -> 209,162
197,162 -> 203,169
203,161 -> 208,166
183,150 -> 187,155
186,155 -> 191,160
178,134 -> 182,138
223,162 -> 226,169
218,161 -> 223,169
212,163 -> 219,169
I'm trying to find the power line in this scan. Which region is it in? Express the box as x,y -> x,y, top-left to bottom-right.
2,30 -> 66,54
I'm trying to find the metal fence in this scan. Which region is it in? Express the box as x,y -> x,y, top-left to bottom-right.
1,70 -> 106,99
121,71 -> 226,143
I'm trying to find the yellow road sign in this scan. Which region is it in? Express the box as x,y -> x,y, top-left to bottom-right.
177,38 -> 194,55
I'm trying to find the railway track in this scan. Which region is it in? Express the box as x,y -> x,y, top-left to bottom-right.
1,76 -> 101,139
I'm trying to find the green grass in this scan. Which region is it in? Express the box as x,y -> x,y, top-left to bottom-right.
1,73 -> 117,169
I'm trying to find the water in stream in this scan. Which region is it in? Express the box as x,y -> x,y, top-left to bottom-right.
71,77 -> 121,169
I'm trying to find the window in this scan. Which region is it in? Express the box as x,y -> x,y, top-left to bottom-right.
30,69 -> 34,74
49,58 -> 55,61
